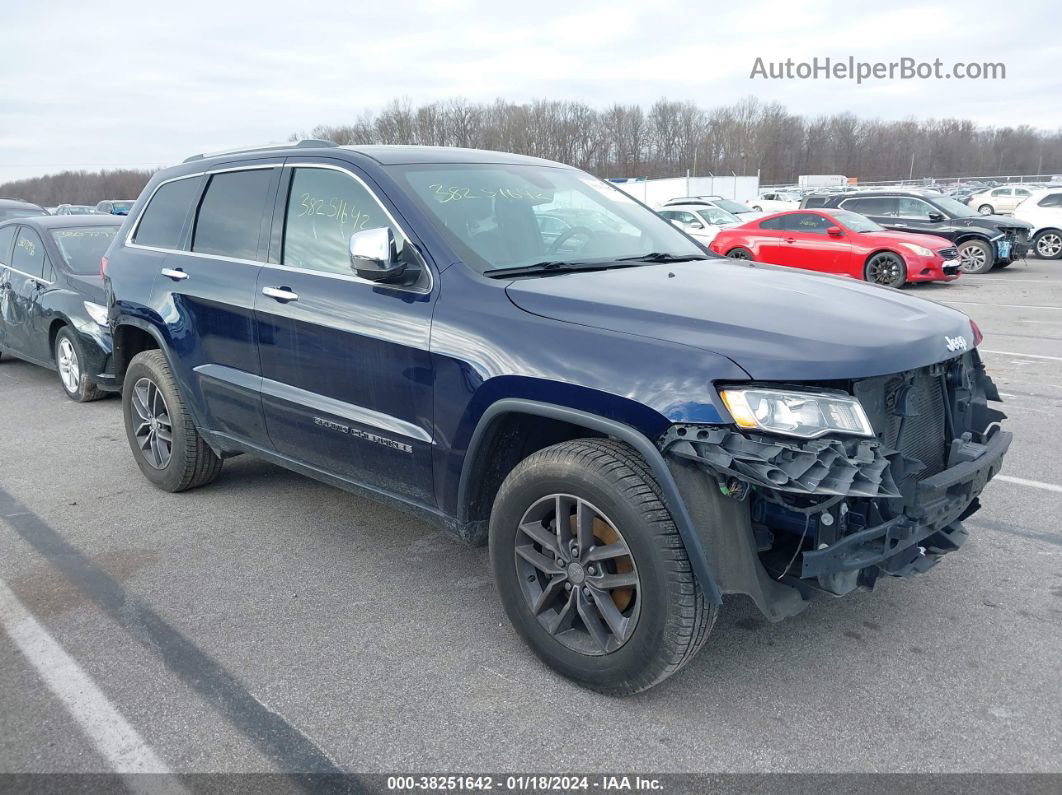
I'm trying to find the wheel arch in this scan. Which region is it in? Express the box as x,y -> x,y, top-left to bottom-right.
459,398 -> 723,604
112,318 -> 166,383
47,316 -> 73,359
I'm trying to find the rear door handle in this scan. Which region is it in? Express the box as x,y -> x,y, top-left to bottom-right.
161,268 -> 188,281
262,286 -> 298,303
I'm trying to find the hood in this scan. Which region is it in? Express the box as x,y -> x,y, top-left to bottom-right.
861,230 -> 955,251
505,260 -> 975,381
953,214 -> 1032,232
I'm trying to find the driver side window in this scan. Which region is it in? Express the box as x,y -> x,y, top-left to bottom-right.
283,167 -> 408,276
896,198 -> 933,219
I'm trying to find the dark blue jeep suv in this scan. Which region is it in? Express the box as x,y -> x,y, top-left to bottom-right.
103,141 -> 1011,693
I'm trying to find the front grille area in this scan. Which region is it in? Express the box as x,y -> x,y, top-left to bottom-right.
938,246 -> 958,260
1002,226 -> 1030,244
883,374 -> 947,477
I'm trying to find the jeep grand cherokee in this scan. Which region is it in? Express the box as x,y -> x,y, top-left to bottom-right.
103,142 -> 1011,694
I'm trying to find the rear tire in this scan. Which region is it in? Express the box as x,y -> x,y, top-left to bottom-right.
122,350 -> 222,492
958,239 -> 994,274
978,204 -> 994,215
1033,230 -> 1062,259
489,438 -> 717,695
55,327 -> 105,403
726,247 -> 753,260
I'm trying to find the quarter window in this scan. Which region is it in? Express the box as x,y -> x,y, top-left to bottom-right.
192,169 -> 275,260
12,228 -> 47,278
758,216 -> 787,230
134,176 -> 203,249
282,167 -> 406,276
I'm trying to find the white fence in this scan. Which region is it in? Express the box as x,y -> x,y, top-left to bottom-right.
608,176 -> 760,206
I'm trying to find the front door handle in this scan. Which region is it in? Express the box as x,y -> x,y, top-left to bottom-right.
161,268 -> 188,281
784,237 -> 795,243
262,286 -> 299,303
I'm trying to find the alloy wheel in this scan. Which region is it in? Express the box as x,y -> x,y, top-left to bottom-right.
57,338 -> 80,393
131,377 -> 173,469
959,244 -> 988,272
514,494 -> 640,656
727,249 -> 750,260
1036,233 -> 1061,258
866,253 -> 903,286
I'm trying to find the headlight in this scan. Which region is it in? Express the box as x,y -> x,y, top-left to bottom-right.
900,243 -> 933,257
83,301 -> 108,326
719,387 -> 874,439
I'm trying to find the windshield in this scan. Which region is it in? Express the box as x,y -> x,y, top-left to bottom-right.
697,208 -> 740,226
713,199 -> 754,214
60,206 -> 96,215
824,209 -> 884,233
933,196 -> 978,218
394,164 -> 704,273
51,226 -> 119,274
110,201 -> 134,215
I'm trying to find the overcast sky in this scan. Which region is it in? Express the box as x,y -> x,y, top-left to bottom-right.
1,0 -> 1060,183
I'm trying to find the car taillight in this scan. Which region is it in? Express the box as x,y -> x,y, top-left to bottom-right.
970,318 -> 984,346
100,256 -> 108,277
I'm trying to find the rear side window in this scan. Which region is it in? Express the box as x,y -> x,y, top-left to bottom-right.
1039,194 -> 1062,208
192,169 -> 275,260
0,225 -> 15,262
801,195 -> 829,209
282,167 -> 405,275
841,197 -> 897,216
758,216 -> 787,230
12,228 -> 48,278
133,177 -> 202,249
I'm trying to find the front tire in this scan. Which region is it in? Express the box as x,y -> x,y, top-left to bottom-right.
1033,230 -> 1062,259
55,327 -> 104,402
122,350 -> 222,492
489,438 -> 716,695
864,251 -> 907,288
958,239 -> 994,274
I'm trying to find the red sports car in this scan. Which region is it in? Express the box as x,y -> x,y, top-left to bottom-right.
709,208 -> 960,287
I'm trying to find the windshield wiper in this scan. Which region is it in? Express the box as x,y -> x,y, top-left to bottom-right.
485,260 -> 637,279
614,252 -> 709,263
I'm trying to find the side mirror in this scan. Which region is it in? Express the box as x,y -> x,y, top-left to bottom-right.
928,211 -> 945,221
827,226 -> 843,237
350,227 -> 406,283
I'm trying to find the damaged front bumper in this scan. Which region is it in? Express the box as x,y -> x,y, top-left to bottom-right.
658,353 -> 1011,620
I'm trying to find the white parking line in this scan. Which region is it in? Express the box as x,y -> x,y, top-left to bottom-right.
995,475 -> 1062,495
0,577 -> 184,790
980,349 -> 1062,362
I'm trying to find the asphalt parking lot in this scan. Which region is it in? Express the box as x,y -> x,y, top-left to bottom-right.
1,255 -> 1061,778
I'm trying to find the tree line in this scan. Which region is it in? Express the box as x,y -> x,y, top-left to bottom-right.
0,168 -> 154,208
3,97 -> 1060,205
304,97 -> 1062,184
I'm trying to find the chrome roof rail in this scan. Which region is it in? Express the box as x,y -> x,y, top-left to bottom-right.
183,139 -> 337,163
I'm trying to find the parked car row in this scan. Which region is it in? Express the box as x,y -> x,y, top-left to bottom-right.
798,190 -> 1034,272
0,141 -> 1012,695
0,197 -> 137,220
